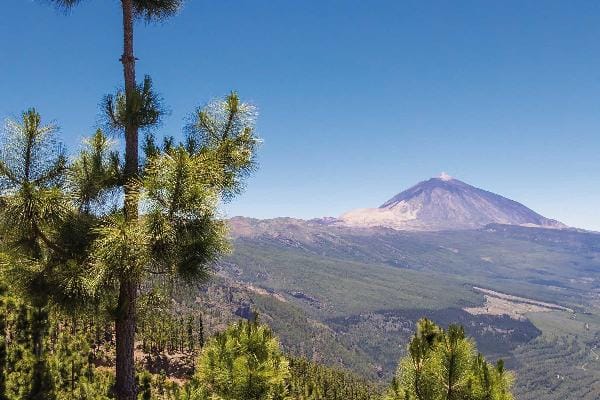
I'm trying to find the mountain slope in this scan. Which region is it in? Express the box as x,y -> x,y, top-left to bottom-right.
214,217 -> 600,398
339,175 -> 565,231
216,178 -> 599,398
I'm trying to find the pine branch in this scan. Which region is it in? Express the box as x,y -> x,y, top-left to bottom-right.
32,222 -> 66,256
33,155 -> 67,186
0,160 -> 19,185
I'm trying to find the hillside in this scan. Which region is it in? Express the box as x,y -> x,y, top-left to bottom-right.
185,218 -> 600,398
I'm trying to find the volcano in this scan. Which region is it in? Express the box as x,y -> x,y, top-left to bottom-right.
339,174 -> 565,231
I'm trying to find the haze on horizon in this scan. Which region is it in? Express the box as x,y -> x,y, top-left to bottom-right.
2,0 -> 599,230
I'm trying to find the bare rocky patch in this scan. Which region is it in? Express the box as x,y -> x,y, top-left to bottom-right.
464,287 -> 573,320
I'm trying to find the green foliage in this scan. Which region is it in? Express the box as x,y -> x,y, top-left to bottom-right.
0,86 -> 260,400
68,129 -> 120,213
0,109 -> 66,190
142,145 -> 229,282
194,318 -> 290,400
48,325 -> 93,396
103,75 -> 164,134
91,214 -> 151,285
185,92 -> 260,199
0,298 -> 7,400
0,91 -> 259,389
49,0 -> 184,22
0,289 -> 521,400
138,370 -> 152,400
1,92 -> 258,303
0,292 -> 114,400
0,109 -> 67,261
511,332 -> 600,400
287,358 -> 381,400
82,91 -> 259,291
137,288 -> 203,355
385,318 -> 514,400
0,110 -> 67,399
131,0 -> 184,21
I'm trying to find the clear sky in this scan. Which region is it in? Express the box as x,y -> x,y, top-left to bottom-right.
2,0 -> 600,230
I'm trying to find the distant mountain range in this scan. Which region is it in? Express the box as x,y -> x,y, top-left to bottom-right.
339,174 -> 565,231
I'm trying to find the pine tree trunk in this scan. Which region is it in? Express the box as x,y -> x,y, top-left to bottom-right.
115,279 -> 137,400
0,300 -> 7,400
115,0 -> 139,399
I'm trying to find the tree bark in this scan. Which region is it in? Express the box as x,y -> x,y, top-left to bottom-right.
115,279 -> 137,400
115,0 -> 139,399
121,0 -> 138,205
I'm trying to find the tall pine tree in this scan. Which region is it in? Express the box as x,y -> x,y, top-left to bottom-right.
1,94 -> 259,398
0,109 -> 67,400
46,2 -> 184,398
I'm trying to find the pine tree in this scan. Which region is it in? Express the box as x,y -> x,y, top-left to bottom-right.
198,315 -> 204,349
287,357 -> 380,400
0,292 -> 7,400
3,82 -> 259,400
194,318 -> 290,400
29,306 -> 56,400
0,109 -> 68,399
46,2 -> 185,398
5,304 -> 32,398
138,371 -> 152,400
186,316 -> 195,353
49,320 -> 95,397
384,318 -> 514,400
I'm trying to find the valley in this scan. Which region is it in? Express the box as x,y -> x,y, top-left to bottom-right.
184,215 -> 600,398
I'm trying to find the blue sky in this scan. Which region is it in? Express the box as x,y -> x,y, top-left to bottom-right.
2,1 -> 600,230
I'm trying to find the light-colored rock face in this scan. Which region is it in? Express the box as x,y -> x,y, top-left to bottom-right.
339,175 -> 565,231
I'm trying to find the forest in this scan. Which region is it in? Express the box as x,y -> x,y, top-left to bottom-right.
0,1 -> 519,399
0,289 -> 513,399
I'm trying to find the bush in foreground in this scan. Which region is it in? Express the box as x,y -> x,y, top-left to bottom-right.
384,318 -> 513,400
193,318 -> 289,400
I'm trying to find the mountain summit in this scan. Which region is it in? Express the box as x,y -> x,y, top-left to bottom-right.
339,174 -> 565,231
